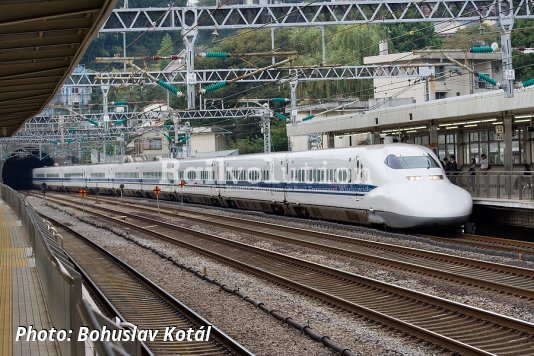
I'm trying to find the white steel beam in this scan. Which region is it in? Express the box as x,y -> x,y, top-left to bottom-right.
100,1 -> 534,32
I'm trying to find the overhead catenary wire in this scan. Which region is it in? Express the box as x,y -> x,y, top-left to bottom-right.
102,3 -> 509,108
203,0 -> 533,102
88,3 -> 534,137
198,9 -> 491,104
214,15 -> 531,109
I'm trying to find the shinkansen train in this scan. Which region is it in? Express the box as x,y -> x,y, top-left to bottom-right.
33,144 -> 473,229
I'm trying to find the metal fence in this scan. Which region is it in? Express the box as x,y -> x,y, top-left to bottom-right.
449,171 -> 534,200
0,184 -> 139,355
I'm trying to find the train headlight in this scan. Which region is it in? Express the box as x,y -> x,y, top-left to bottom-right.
406,176 -> 423,181
429,175 -> 444,180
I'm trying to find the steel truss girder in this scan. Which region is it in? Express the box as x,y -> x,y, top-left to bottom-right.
4,107 -> 266,146
23,107 -> 265,129
66,65 -> 424,87
101,1 -> 534,32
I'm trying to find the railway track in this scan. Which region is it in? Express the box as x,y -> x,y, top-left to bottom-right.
33,192 -> 534,355
43,215 -> 252,356
428,233 -> 534,257
36,192 -> 534,301
36,191 -> 534,256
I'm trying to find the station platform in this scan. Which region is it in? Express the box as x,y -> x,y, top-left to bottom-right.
0,199 -> 58,356
471,197 -> 534,231
474,197 -> 534,210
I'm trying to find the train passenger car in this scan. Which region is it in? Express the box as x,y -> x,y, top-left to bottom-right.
281,145 -> 470,227
176,158 -> 218,204
33,167 -> 50,189
61,165 -> 85,192
33,144 -> 473,229
284,147 -> 375,222
220,152 -> 286,212
140,159 -> 176,199
113,162 -> 143,196
86,164 -> 114,195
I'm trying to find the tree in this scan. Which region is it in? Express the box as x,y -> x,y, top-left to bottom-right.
512,20 -> 534,82
156,33 -> 175,70
229,137 -> 263,154
442,23 -> 499,50
387,23 -> 442,52
271,120 -> 289,152
288,25 -> 383,99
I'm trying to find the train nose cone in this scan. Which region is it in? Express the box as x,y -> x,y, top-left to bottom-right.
416,183 -> 472,217
379,182 -> 472,228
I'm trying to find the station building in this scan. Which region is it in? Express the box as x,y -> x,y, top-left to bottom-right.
287,50 -> 534,171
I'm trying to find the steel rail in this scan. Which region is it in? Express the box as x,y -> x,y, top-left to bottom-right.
427,233 -> 534,256
47,193 -> 534,300
44,215 -> 252,356
34,193 -> 534,355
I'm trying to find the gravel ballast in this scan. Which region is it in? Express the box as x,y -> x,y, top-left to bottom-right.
28,194 -> 533,354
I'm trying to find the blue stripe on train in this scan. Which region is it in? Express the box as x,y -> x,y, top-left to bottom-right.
34,177 -> 377,197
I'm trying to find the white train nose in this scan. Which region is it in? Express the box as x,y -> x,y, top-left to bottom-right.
412,184 -> 472,219
371,182 -> 473,228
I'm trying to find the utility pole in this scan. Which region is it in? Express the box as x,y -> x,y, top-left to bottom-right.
498,0 -> 515,98
289,73 -> 298,126
182,5 -> 198,109
101,80 -> 110,163
261,110 -> 271,153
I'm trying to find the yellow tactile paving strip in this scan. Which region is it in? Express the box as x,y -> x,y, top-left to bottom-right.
0,205 -> 14,356
0,201 -> 58,356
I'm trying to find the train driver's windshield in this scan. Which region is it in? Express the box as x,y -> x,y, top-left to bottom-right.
384,154 -> 441,169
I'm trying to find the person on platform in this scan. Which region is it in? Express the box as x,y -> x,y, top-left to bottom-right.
468,158 -> 477,191
514,163 -> 532,191
480,154 -> 489,171
445,155 -> 458,183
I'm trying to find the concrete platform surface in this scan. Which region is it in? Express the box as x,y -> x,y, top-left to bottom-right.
0,200 -> 58,356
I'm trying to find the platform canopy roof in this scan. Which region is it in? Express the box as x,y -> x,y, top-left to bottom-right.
0,0 -> 117,137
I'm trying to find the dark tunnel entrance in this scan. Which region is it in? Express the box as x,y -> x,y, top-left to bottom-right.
2,152 -> 54,190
